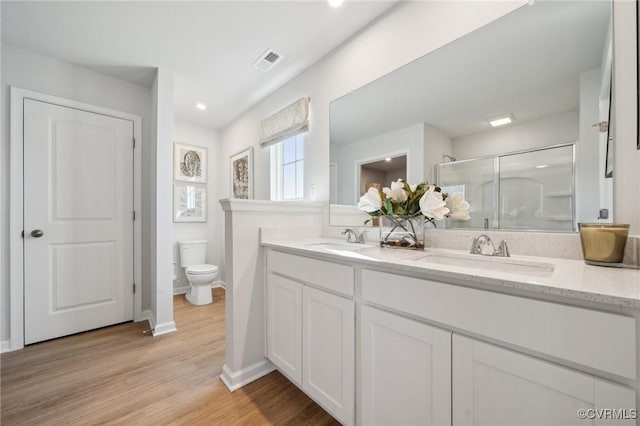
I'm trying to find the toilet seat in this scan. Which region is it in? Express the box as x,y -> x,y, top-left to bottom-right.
186,264 -> 218,275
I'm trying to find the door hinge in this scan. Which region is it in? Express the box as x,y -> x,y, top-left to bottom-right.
21,230 -> 24,238
133,283 -> 136,293
133,138 -> 136,149
132,210 -> 136,221
593,121 -> 609,133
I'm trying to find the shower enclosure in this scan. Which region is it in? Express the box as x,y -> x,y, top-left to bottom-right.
435,144 -> 575,232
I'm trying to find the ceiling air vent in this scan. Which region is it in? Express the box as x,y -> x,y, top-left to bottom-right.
253,49 -> 282,72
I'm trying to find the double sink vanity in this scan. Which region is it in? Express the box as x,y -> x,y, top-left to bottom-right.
262,235 -> 640,425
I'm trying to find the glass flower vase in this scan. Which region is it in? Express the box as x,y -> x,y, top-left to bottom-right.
379,214 -> 425,250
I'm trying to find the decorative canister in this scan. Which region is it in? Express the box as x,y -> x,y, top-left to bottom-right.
578,223 -> 629,266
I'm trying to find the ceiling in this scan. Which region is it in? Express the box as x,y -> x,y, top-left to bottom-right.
330,0 -> 611,144
1,1 -> 396,128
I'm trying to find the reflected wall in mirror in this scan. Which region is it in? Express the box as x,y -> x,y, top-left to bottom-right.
329,1 -> 613,231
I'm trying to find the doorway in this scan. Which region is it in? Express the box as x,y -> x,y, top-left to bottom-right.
9,88 -> 143,349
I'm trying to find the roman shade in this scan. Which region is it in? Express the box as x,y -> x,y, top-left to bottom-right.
260,97 -> 310,148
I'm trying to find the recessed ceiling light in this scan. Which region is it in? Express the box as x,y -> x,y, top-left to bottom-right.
536,164 -> 548,169
489,114 -> 514,127
327,0 -> 344,8
196,102 -> 207,111
385,157 -> 392,162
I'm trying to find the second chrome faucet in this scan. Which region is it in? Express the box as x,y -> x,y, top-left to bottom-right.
342,228 -> 368,244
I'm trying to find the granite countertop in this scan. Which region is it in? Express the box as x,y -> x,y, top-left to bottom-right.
262,238 -> 640,309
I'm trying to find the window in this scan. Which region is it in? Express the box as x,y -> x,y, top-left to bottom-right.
271,133 -> 304,201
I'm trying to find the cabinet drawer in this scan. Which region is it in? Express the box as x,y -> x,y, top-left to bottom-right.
362,269 -> 637,380
268,250 -> 354,297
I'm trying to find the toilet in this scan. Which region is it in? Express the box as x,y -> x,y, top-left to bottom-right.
179,240 -> 219,305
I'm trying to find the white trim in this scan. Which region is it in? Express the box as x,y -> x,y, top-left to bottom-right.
353,148 -> 411,204
220,359 -> 276,392
219,199 -> 323,214
173,281 -> 225,295
152,321 -> 177,336
1,341 -> 11,353
173,285 -> 191,295
9,87 -> 143,350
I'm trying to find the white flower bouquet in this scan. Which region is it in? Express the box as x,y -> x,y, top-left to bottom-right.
357,179 -> 470,249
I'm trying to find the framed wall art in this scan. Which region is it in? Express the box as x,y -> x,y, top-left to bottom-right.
173,183 -> 207,222
230,147 -> 253,199
174,142 -> 207,183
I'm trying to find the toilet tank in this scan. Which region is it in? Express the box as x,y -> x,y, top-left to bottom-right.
179,240 -> 207,267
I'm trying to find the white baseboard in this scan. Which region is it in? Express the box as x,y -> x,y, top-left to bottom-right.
152,321 -> 177,336
173,285 -> 190,295
139,310 -> 175,336
220,359 -> 276,392
173,281 -> 226,295
1,340 -> 11,353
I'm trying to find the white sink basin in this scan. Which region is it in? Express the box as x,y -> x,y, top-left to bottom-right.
304,242 -> 375,251
416,252 -> 555,276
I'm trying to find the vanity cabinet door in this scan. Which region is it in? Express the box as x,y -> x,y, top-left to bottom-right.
266,273 -> 302,385
452,334 -> 636,426
302,286 -> 355,426
360,305 -> 452,426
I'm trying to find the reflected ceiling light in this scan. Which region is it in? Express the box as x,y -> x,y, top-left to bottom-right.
196,102 -> 207,111
327,0 -> 344,8
536,165 -> 548,169
385,157 -> 392,162
489,114 -> 514,127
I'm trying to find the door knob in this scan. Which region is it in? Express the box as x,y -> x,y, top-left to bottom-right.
31,229 -> 44,238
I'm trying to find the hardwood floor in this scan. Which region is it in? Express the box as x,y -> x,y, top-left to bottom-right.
1,288 -> 339,425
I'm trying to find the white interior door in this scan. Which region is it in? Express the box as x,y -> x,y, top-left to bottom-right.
24,98 -> 134,345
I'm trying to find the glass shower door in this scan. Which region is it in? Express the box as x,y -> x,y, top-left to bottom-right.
499,145 -> 574,231
436,158 -> 496,229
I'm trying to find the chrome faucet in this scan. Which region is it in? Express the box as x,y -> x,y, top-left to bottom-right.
342,228 -> 367,244
470,234 -> 510,257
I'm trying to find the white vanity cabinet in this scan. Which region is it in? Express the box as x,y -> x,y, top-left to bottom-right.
264,246 -> 638,426
360,305 -> 451,426
266,250 -> 355,425
302,285 -> 354,425
452,334 -> 636,426
361,268 -> 637,426
266,273 -> 302,384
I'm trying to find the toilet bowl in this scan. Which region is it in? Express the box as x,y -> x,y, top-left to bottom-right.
185,264 -> 218,305
179,240 -> 218,305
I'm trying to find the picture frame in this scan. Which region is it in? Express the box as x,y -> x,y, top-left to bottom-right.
230,147 -> 254,199
174,142 -> 207,183
173,183 -> 207,222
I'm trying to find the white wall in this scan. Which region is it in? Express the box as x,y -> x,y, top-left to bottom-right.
149,68 -> 176,335
218,0 -> 527,198
172,120 -> 223,291
424,124 -> 453,183
612,1 -> 640,233
452,111 -> 579,160
219,200 -> 323,391
0,43 -> 153,343
332,122 -> 424,204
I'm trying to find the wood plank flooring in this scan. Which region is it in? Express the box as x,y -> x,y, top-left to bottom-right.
1,288 -> 339,425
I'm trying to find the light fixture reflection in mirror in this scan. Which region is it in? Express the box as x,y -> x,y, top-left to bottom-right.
329,0 -> 613,232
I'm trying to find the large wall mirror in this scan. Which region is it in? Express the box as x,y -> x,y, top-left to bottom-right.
329,1 -> 613,232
